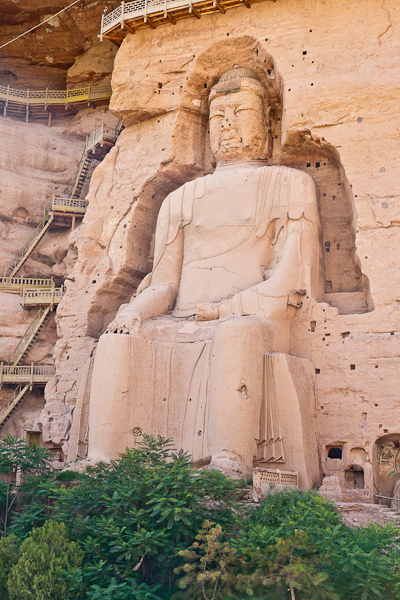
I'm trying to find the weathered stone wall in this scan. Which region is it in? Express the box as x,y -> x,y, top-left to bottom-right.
4,0 -> 400,496
0,7 -> 118,442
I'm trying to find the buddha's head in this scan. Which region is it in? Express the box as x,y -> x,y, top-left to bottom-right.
209,67 -> 272,164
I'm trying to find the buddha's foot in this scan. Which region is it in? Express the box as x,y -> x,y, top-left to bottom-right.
207,451 -> 249,480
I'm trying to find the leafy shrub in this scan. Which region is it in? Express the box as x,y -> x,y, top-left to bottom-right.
7,520 -> 83,600
0,534 -> 20,600
2,438 -> 400,600
175,489 -> 400,600
87,578 -> 163,600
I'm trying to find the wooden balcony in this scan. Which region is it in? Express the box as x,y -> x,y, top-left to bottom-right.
52,196 -> 87,215
0,84 -> 112,123
0,277 -> 54,294
0,364 -> 55,387
100,0 -> 276,44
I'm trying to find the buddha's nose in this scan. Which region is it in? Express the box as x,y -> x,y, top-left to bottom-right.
222,108 -> 235,129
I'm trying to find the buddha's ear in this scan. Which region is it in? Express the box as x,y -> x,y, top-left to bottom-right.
264,106 -> 276,158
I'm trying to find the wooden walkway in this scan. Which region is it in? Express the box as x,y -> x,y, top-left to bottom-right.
0,277 -> 64,307
0,83 -> 112,123
100,0 -> 276,43
0,364 -> 55,387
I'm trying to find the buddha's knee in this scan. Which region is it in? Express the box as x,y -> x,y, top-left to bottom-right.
213,315 -> 277,354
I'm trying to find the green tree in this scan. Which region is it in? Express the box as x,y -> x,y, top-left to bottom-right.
0,434 -> 51,475
0,534 -> 20,600
0,435 -> 53,536
175,520 -> 335,600
175,489 -> 400,600
53,436 -> 237,595
7,520 -> 83,600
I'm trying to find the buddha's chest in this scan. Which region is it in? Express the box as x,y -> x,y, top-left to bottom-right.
188,169 -> 262,234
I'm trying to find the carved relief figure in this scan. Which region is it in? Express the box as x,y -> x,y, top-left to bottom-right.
87,68 -> 324,481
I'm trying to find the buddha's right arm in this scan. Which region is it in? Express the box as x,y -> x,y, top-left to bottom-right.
108,226 -> 184,331
126,281 -> 179,323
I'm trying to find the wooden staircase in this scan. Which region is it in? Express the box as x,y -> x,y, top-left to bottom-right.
6,208 -> 54,278
8,306 -> 52,367
71,152 -> 93,199
0,385 -> 30,427
70,122 -> 123,199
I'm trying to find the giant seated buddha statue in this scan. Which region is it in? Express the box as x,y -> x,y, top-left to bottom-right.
87,67 -> 324,485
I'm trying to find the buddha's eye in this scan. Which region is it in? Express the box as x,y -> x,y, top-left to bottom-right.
234,106 -> 246,114
210,113 -> 224,119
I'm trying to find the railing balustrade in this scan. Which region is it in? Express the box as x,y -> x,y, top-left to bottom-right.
52,196 -> 87,212
0,276 -> 53,289
86,123 -> 122,153
101,0 -> 195,36
0,364 -> 55,377
0,84 -> 112,107
375,494 -> 400,512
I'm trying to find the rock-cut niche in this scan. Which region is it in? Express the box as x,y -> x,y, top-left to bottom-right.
87,37 -> 373,339
178,37 -> 373,315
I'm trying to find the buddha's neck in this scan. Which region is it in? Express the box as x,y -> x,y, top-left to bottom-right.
215,159 -> 269,172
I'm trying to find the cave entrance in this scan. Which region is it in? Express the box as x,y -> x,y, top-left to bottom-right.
344,465 -> 364,489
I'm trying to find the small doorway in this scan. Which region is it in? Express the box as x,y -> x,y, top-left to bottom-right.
344,465 -> 364,489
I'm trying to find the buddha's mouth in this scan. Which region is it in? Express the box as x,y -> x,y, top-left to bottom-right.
219,133 -> 242,149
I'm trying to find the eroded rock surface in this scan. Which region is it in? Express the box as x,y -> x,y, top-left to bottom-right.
1,0 -> 400,502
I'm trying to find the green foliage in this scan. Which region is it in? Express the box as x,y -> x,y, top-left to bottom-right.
2,437 -> 400,600
0,434 -> 52,475
0,534 -> 21,600
52,436 -> 237,594
7,520 -> 83,600
175,520 -> 240,600
87,578 -> 163,600
0,435 -> 53,536
175,519 -> 335,600
175,489 -> 400,600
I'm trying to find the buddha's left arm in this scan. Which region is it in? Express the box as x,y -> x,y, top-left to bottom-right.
218,215 -> 319,322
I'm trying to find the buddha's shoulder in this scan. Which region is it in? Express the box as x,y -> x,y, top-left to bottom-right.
263,164 -> 315,183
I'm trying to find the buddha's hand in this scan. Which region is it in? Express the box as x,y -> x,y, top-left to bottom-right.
106,304 -> 142,335
195,303 -> 220,321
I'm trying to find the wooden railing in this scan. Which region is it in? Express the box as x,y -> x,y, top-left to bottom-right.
101,0 -> 184,36
375,494 -> 400,512
6,207 -> 54,277
70,121 -> 123,199
0,384 -> 30,425
0,276 -> 63,306
8,305 -> 52,366
22,286 -> 64,307
100,0 -> 268,39
0,84 -> 112,108
52,196 -> 87,214
0,276 -> 53,291
0,363 -> 55,386
86,122 -> 122,153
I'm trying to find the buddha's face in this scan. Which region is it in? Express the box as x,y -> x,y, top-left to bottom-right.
209,88 -> 268,163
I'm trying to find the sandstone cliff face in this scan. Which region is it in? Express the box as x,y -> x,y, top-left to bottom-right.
1,0 -> 400,499
0,1 -> 118,442
45,0 -> 400,496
